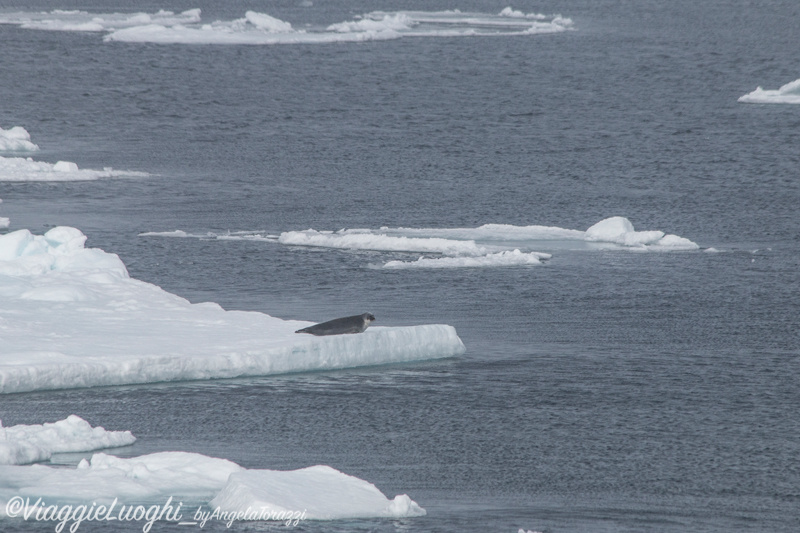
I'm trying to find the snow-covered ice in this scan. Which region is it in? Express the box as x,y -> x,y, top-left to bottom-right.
0,416 -> 135,465
0,156 -> 149,182
583,216 -> 698,250
0,227 -> 466,394
0,416 -> 423,521
739,78 -> 800,104
142,216 -> 699,269
0,126 -> 147,182
276,216 -> 698,258
0,416 -> 424,521
0,8 -> 201,33
209,465 -> 425,519
381,249 -> 551,269
103,9 -> 573,45
0,449 -> 425,520
0,127 -> 39,152
0,7 -> 573,45
279,229 -> 491,256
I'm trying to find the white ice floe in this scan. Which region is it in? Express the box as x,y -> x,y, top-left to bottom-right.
0,450 -> 424,520
381,249 -> 551,269
739,78 -> 800,104
210,465 -> 425,519
0,416 -> 135,466
142,217 -> 699,269
279,229 -> 490,256
0,127 -> 147,181
278,217 -> 697,258
0,127 -> 39,152
0,7 -> 572,45
0,227 -> 465,394
583,216 -> 698,250
0,156 -> 149,181
0,8 -> 201,33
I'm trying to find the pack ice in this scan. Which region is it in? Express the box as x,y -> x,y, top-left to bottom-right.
0,416 -> 425,520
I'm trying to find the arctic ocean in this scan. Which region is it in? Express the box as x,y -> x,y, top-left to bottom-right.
1,0 -> 798,531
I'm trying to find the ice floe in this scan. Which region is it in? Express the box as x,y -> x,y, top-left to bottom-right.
739,78 -> 800,104
0,416 -> 135,466
0,7 -> 573,45
0,127 -> 147,182
381,249 -> 551,269
209,465 -> 425,519
0,450 -> 424,521
0,127 -> 39,152
0,417 -> 423,522
0,156 -> 149,182
0,8 -> 201,33
0,227 -> 465,394
141,217 -> 699,269
279,229 -> 491,256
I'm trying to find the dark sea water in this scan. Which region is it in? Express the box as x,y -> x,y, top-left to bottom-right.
1,0 -> 799,531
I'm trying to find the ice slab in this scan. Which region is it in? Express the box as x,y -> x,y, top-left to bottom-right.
0,416 -> 135,465
210,466 -> 425,519
0,8 -> 201,32
103,9 -> 572,45
0,156 -> 148,182
0,127 -> 39,152
0,450 -> 425,521
141,217 -> 699,269
0,227 -> 466,394
739,78 -> 800,104
381,249 -> 551,269
0,7 -> 573,45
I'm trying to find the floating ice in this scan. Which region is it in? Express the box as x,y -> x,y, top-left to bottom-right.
0,125 -> 146,181
0,450 -> 424,520
244,11 -> 293,33
0,8 -> 201,32
142,217 -> 698,269
739,78 -> 800,104
0,7 -> 571,45
279,229 -> 490,256
104,9 -> 573,45
0,227 -> 465,394
381,249 -> 551,269
0,127 -> 39,152
0,416 -> 135,466
277,217 -> 697,258
0,153 -> 148,182
210,465 -> 425,519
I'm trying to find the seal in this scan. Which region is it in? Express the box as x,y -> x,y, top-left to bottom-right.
295,313 -> 376,336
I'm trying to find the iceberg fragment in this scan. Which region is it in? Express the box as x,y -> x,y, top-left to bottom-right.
0,416 -> 135,466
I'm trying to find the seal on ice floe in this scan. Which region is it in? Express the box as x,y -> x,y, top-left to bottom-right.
295,313 -> 375,336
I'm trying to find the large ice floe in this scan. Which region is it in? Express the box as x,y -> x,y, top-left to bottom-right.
142,216 -> 698,269
0,7 -> 573,45
739,78 -> 800,104
0,227 -> 465,394
0,417 -> 425,523
0,126 -> 147,182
